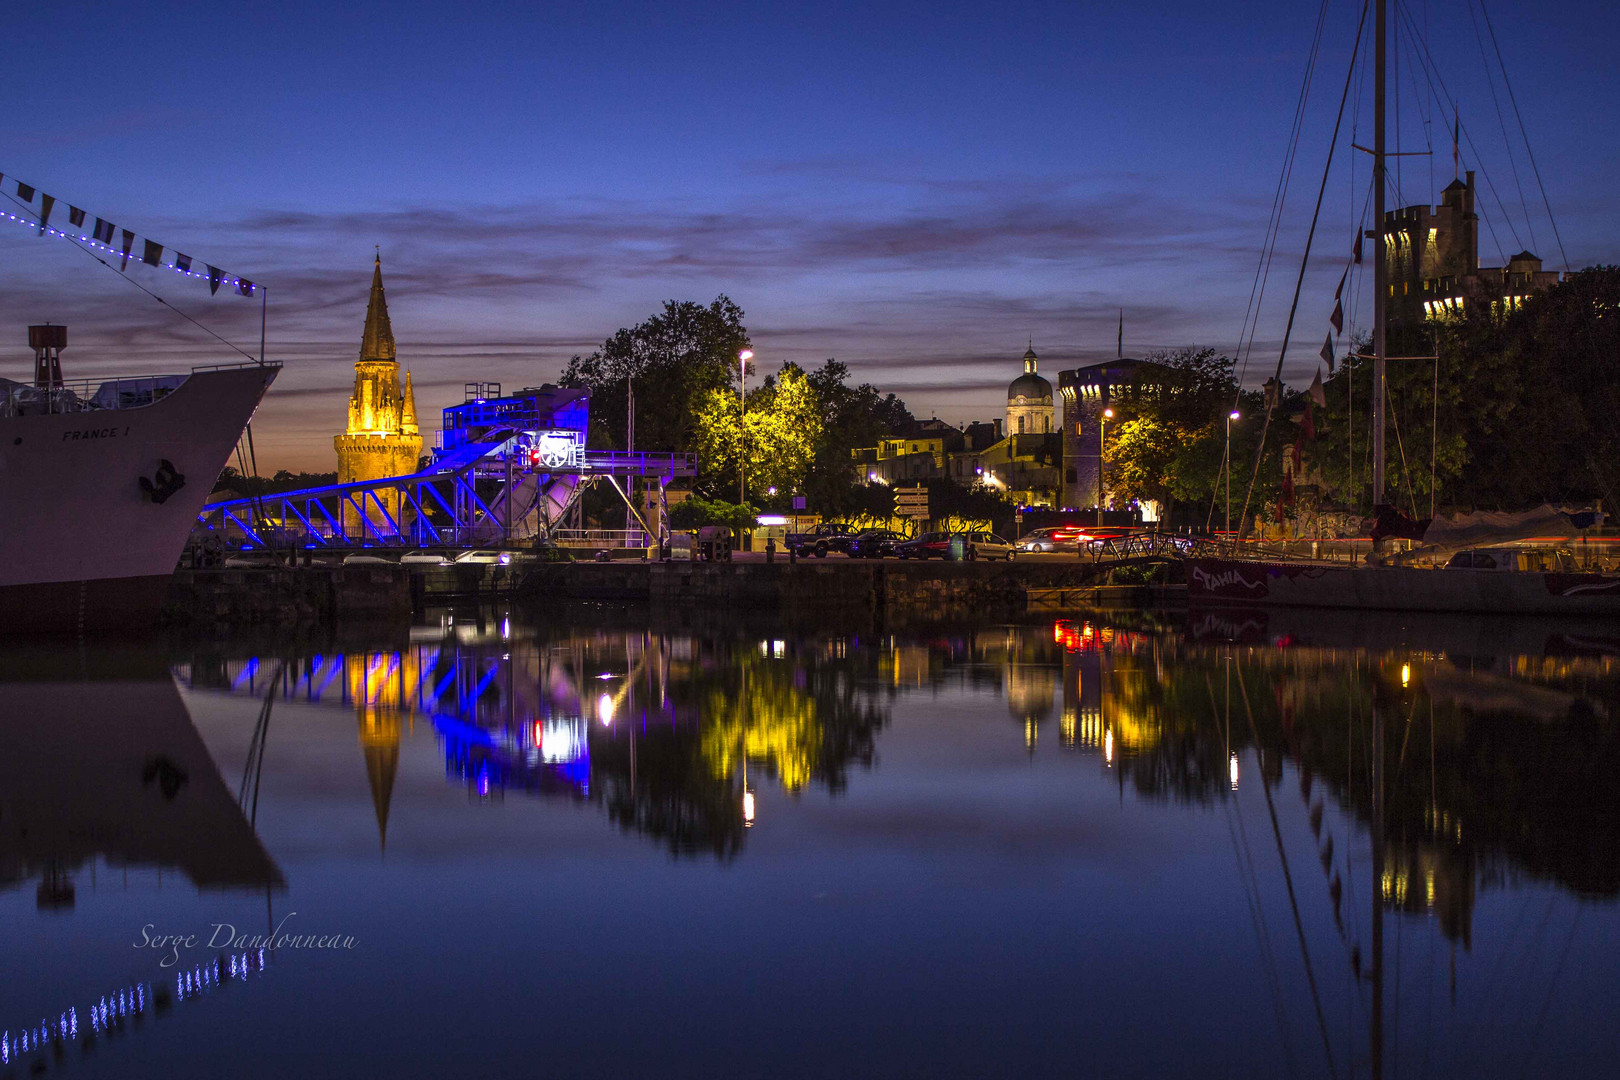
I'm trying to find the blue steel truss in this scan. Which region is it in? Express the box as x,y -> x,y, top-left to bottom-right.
198,440 -> 695,550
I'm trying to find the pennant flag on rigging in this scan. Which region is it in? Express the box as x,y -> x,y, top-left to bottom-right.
68,205 -> 85,228
143,239 -> 163,267
1319,334 -> 1335,372
1330,299 -> 1343,334
92,217 -> 115,244
15,181 -> 34,203
37,194 -> 54,235
207,265 -> 224,295
119,229 -> 136,271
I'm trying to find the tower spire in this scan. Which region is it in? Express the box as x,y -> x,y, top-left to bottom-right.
360,252 -> 397,362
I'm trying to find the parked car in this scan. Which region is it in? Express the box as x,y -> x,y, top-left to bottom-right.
222,549 -> 282,569
846,528 -> 907,558
454,549 -> 516,565
1016,526 -> 1086,553
785,521 -> 857,558
957,530 -> 1015,561
895,531 -> 951,559
341,551 -> 398,566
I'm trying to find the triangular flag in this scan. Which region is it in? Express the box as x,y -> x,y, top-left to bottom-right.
235,277 -> 255,297
119,228 -> 136,271
1353,232 -> 1363,264
1308,368 -> 1326,407
92,217 -> 115,244
15,181 -> 34,203
142,239 -> 163,266
1334,268 -> 1347,300
1330,299 -> 1344,334
175,252 -> 192,273
1320,334 -> 1335,371
68,205 -> 86,228
207,265 -> 224,295
37,194 -> 54,235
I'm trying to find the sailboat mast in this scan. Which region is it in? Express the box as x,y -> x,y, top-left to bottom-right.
1371,0 -> 1389,507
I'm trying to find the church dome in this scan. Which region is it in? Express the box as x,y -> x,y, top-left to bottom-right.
1009,346 -> 1052,402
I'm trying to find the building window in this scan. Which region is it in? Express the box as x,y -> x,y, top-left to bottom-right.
1017,416 -> 1025,434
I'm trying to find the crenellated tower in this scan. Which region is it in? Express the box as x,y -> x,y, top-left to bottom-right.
334,255 -> 423,533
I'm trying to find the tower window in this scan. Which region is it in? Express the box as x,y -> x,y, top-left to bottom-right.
1018,416 -> 1025,434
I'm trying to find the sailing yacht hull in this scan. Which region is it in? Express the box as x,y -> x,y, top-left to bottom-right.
1188,557 -> 1620,615
0,364 -> 277,632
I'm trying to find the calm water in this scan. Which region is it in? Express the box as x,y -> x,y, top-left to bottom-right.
3,606 -> 1618,1079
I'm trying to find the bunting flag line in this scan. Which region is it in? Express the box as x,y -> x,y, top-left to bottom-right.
1353,231 -> 1363,264
0,166 -> 260,297
1334,267 -> 1347,300
1330,299 -> 1344,334
1319,333 -> 1335,371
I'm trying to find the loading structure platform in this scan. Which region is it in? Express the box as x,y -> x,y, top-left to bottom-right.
198,383 -> 694,550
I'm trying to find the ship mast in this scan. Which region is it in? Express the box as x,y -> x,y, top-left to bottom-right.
1371,0 -> 1388,509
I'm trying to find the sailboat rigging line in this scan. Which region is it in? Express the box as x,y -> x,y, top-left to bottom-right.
1392,2 -> 1519,261
1430,343 -> 1439,521
0,188 -> 260,363
1234,663 -> 1341,1080
1233,0 -> 1334,388
1466,0 -> 1537,253
1385,379 -> 1423,520
1235,1 -> 1369,537
1207,675 -> 1301,1079
1478,1 -> 1570,271
1515,907 -> 1583,1080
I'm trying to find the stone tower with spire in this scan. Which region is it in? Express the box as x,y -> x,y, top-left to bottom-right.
334,255 -> 421,532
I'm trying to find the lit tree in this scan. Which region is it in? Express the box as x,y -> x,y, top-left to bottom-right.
693,364 -> 824,497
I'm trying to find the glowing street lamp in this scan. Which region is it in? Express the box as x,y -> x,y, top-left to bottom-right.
1098,407 -> 1115,527
738,349 -> 754,506
1226,411 -> 1241,536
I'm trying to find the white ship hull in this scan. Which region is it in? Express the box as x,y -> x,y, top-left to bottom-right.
0,363 -> 278,631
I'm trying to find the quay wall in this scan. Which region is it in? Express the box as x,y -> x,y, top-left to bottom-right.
165,566 -> 413,629
520,560 -> 1182,613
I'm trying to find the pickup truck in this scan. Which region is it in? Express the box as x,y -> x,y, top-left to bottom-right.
784,522 -> 856,557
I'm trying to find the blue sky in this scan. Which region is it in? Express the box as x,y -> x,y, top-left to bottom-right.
3,0 -> 1616,469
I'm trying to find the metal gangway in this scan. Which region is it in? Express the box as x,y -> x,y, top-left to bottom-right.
197,433 -> 695,551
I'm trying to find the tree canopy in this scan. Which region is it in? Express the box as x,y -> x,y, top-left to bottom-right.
560,296 -> 751,453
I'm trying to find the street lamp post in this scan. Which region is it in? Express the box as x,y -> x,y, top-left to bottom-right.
738,349 -> 754,507
1098,407 -> 1114,527
1225,411 -> 1240,536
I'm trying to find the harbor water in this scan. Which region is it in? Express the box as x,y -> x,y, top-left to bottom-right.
2,605 -> 1617,1078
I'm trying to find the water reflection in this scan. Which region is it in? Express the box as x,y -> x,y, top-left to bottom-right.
0,649 -> 283,908
3,607 -> 1617,1077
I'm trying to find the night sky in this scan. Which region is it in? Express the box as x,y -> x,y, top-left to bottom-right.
4,0 -> 1616,470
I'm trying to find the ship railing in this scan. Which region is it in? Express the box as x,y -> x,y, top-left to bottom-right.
0,361 -> 280,417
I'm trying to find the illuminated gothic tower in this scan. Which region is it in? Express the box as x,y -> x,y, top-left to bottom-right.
334,255 -> 421,531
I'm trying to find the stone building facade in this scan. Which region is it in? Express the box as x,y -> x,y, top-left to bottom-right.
1057,359 -> 1145,511
1384,172 -> 1561,325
